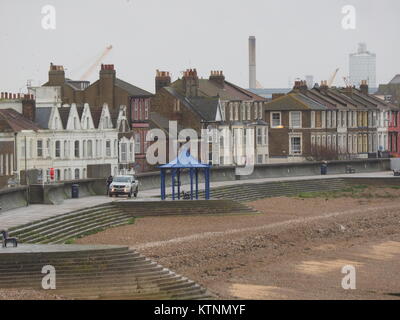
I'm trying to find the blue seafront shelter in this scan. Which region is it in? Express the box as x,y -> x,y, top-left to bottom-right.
159,149 -> 211,200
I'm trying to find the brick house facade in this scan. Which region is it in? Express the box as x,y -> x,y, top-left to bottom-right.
41,63 -> 154,172
151,69 -> 268,166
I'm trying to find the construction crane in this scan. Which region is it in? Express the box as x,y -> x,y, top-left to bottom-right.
327,68 -> 339,87
343,76 -> 351,87
79,45 -> 113,80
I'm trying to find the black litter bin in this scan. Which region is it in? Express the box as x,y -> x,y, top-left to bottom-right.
320,164 -> 328,175
71,184 -> 80,198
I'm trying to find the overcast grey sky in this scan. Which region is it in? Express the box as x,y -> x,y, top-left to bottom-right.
0,0 -> 399,93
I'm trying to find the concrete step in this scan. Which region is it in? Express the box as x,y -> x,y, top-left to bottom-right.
24,213 -> 130,244
14,208 -> 122,241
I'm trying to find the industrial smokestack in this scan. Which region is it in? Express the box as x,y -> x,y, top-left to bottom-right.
248,36 -> 256,89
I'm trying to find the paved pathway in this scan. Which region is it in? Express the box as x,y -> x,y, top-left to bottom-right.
0,171 -> 394,230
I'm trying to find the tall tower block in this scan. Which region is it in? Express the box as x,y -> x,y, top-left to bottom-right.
248,36 -> 256,89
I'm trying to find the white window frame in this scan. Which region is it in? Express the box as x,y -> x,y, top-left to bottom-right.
271,112 -> 282,128
289,111 -> 302,128
289,135 -> 302,155
311,111 -> 315,128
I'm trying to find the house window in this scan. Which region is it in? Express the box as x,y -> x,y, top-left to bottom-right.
327,111 -> 331,128
87,140 -> 93,158
332,111 -> 337,128
241,104 -> 246,120
55,141 -> 61,158
130,142 -> 134,161
74,141 -> 80,158
37,140 -> 43,157
144,100 -> 149,119
290,111 -> 301,128
257,128 -> 262,145
353,111 -> 357,127
74,168 -> 80,180
271,112 -> 281,128
316,112 -> 322,127
311,111 -> 315,128
64,141 -> 68,158
257,154 -> 263,164
290,136 -> 301,154
83,140 -> 87,158
106,140 -> 111,157
135,100 -> 140,120
121,143 -> 127,162
135,133 -> 141,154
348,135 -> 352,153
235,104 -> 239,121
321,111 -> 326,128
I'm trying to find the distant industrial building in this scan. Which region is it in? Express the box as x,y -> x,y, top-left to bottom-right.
349,43 -> 376,89
248,36 -> 256,89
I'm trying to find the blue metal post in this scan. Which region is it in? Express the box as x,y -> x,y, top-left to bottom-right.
189,168 -> 194,200
161,169 -> 166,200
195,168 -> 199,199
171,169 -> 176,200
205,168 -> 210,200
177,169 -> 181,200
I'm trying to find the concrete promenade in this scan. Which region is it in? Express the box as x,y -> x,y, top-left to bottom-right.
0,171 -> 394,230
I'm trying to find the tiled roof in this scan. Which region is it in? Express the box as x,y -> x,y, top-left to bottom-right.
188,97 -> 220,121
149,112 -> 184,133
163,87 -> 220,121
115,78 -> 153,97
266,93 -> 326,111
171,78 -> 265,101
0,109 -> 42,132
307,89 -> 342,109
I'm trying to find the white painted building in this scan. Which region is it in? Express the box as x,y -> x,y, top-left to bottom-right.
15,103 -> 134,182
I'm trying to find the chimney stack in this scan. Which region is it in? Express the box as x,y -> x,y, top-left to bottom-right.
155,70 -> 171,93
182,68 -> 199,97
248,36 -> 256,89
360,80 -> 369,95
48,63 -> 65,85
99,64 -> 116,109
209,70 -> 225,87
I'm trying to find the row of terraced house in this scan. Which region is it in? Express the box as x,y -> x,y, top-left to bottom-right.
1,63 -> 400,189
266,80 -> 400,162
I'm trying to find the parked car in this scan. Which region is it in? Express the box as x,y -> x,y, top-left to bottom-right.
108,175 -> 138,198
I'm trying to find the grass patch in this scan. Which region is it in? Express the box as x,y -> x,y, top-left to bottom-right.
65,238 -> 76,244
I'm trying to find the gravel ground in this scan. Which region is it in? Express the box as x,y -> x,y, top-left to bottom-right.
0,289 -> 68,300
76,187 -> 400,300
